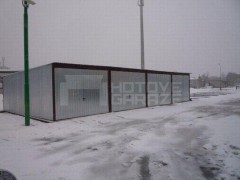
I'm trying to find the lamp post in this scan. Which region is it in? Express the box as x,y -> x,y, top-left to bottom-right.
138,0 -> 145,69
22,0 -> 36,126
218,63 -> 222,91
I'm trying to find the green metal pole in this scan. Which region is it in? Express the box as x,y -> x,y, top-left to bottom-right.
24,6 -> 30,126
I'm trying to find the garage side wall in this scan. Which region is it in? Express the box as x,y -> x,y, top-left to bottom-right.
3,64 -> 53,120
172,75 -> 190,103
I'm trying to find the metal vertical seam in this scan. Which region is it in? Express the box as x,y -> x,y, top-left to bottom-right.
2,77 -> 4,111
108,70 -> 112,112
145,72 -> 148,107
171,74 -> 173,104
189,74 -> 191,101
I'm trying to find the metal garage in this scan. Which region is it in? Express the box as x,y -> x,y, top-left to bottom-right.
3,63 -> 190,121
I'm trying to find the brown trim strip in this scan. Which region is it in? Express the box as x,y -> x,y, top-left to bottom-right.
52,62 -> 190,76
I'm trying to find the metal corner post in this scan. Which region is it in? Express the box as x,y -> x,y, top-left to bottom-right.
145,72 -> 148,107
52,64 -> 56,121
108,70 -> 112,112
24,6 -> 30,126
188,74 -> 191,101
171,75 -> 173,104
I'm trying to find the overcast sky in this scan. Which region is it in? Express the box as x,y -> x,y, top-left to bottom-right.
0,0 -> 240,77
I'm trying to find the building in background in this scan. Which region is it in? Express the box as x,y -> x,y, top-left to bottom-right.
208,79 -> 234,88
190,77 -> 205,89
0,71 -> 18,94
191,75 -> 235,89
0,58 -> 17,94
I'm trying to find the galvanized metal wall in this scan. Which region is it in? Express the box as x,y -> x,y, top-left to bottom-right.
3,64 -> 53,120
172,75 -> 190,103
111,71 -> 146,111
54,68 -> 109,120
3,72 -> 24,115
147,74 -> 171,106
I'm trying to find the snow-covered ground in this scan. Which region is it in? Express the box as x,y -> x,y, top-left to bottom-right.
0,88 -> 240,180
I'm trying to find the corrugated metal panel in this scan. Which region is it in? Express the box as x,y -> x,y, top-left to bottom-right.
3,64 -> 53,120
172,75 -> 183,103
30,65 -> 53,119
182,75 -> 190,101
148,73 -> 171,106
111,71 -> 146,111
54,68 -> 109,120
172,75 -> 189,103
3,72 -> 24,115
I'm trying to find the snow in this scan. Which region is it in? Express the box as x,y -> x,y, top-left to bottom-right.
0,88 -> 240,180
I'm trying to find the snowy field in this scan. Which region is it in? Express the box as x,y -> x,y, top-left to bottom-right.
0,88 -> 240,180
